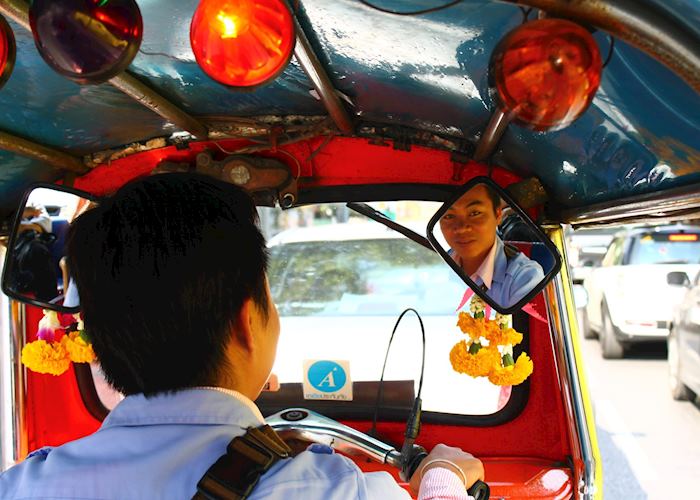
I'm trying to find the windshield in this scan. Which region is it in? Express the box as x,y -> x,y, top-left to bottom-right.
628,232 -> 700,265
263,203 -> 511,416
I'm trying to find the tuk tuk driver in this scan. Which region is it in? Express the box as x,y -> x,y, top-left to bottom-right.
440,184 -> 544,308
0,173 -> 484,499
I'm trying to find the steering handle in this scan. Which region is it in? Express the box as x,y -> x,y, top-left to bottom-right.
405,448 -> 490,500
267,409 -> 490,499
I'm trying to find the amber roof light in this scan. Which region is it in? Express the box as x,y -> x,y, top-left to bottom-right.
491,18 -> 602,131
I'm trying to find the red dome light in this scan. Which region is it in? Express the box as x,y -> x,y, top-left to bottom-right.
491,19 -> 602,131
0,15 -> 16,90
29,0 -> 143,84
190,0 -> 295,88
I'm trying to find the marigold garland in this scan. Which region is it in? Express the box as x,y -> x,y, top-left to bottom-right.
21,310 -> 96,376
487,353 -> 534,386
450,341 -> 501,377
449,297 -> 533,386
21,340 -> 71,376
62,332 -> 96,363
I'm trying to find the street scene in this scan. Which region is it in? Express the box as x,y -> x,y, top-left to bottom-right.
579,338 -> 700,499
569,224 -> 700,499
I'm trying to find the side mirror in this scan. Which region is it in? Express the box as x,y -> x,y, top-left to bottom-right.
1,184 -> 99,312
667,271 -> 690,287
427,177 -> 561,314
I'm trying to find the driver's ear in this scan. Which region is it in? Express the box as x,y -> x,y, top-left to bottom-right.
232,298 -> 256,354
495,207 -> 503,224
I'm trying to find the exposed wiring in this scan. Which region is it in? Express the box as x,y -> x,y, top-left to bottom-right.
211,140 -> 302,179
358,0 -> 463,16
307,134 -> 335,162
370,308 -> 426,437
277,148 -> 302,179
603,35 -> 615,68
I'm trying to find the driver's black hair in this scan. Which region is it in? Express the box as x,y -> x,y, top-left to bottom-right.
66,173 -> 269,396
483,184 -> 502,214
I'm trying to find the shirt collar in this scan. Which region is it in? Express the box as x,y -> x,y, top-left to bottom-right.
101,387 -> 265,430
196,386 -> 266,422
471,237 -> 499,289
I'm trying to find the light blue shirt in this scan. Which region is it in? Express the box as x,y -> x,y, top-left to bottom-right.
0,389 -> 410,499
450,237 -> 545,308
485,237 -> 544,307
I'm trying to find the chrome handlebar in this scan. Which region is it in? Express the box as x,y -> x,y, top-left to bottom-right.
267,408 -> 491,500
266,408 -> 403,467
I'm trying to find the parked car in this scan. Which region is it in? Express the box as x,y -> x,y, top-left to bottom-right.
583,226 -> 700,358
667,270 -> 700,401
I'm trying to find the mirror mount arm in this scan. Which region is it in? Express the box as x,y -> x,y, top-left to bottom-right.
346,202 -> 435,253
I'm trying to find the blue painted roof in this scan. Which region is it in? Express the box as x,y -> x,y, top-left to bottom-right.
1,0 -> 699,223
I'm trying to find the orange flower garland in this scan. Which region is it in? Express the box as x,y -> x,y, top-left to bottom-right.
21,310 -> 96,376
449,297 -> 533,386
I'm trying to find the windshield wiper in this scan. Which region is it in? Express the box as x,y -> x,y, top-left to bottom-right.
346,202 -> 434,253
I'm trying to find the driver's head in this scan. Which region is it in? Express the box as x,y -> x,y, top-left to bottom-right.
67,173 -> 279,397
439,184 -> 503,273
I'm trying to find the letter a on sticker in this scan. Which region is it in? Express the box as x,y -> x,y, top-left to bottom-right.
318,369 -> 336,388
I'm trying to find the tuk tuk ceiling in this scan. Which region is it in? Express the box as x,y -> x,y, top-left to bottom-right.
0,0 -> 699,226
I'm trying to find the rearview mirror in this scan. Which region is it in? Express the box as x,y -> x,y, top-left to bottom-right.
427,177 -> 561,314
1,184 -> 99,312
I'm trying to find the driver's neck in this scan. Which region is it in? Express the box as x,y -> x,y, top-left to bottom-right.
460,249 -> 490,277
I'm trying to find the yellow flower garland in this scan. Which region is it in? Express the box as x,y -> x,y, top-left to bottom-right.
63,332 -> 96,363
488,353 -> 534,386
21,340 -> 71,376
450,297 -> 533,386
450,341 -> 501,377
21,310 -> 96,376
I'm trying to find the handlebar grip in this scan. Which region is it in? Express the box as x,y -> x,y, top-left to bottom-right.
467,479 -> 490,499
404,448 -> 489,499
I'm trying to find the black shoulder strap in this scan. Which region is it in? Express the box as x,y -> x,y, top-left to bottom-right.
193,425 -> 291,500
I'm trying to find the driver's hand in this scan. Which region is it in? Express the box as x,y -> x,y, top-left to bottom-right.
409,444 -> 484,495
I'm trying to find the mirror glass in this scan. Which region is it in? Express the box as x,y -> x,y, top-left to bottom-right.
2,186 -> 97,311
427,178 -> 560,313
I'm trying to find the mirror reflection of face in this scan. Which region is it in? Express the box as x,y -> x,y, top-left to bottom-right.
439,184 -> 503,274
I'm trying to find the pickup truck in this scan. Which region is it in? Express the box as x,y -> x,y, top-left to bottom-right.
583,226 -> 700,358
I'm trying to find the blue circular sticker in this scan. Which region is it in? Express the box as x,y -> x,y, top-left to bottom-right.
307,360 -> 347,393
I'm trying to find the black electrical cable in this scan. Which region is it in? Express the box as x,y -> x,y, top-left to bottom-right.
370,308 -> 426,438
357,0 -> 464,16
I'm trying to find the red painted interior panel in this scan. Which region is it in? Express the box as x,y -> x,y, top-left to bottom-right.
353,457 -> 573,499
74,137 -> 522,196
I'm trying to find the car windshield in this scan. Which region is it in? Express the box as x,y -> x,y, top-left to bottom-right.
628,232 -> 700,265
261,202 -> 511,416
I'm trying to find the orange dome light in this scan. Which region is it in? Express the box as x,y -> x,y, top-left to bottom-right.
491,18 -> 602,131
0,15 -> 16,90
190,0 -> 295,88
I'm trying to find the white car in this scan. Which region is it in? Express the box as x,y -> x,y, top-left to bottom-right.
583,226 -> 700,358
